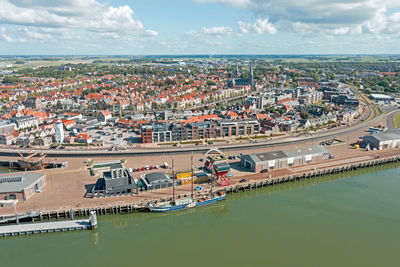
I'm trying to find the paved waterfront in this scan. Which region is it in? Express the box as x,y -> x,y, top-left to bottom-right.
1,165 -> 400,267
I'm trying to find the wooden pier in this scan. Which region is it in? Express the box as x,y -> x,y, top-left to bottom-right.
1,155 -> 400,223
0,211 -> 97,237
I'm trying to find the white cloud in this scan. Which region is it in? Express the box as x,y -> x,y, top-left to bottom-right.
200,26 -> 233,36
0,27 -> 12,42
196,0 -> 251,8
144,29 -> 159,37
0,0 -> 157,43
252,19 -> 277,34
185,26 -> 233,39
199,0 -> 400,36
238,19 -> 277,34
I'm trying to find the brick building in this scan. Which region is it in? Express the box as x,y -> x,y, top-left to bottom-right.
0,173 -> 46,201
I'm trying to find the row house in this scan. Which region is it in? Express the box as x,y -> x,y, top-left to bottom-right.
11,116 -> 38,130
217,119 -> 260,137
302,112 -> 337,128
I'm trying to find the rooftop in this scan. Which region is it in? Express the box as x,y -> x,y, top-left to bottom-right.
366,128 -> 400,142
0,173 -> 44,193
284,145 -> 330,158
370,94 -> 394,100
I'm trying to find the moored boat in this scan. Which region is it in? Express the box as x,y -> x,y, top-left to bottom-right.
148,192 -> 225,212
147,154 -> 226,213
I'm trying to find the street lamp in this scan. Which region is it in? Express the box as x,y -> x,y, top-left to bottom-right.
14,201 -> 19,225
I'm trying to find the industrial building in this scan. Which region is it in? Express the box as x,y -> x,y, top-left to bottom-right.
0,173 -> 46,201
91,165 -> 138,197
370,94 -> 394,104
363,128 -> 400,150
138,172 -> 172,190
241,145 -> 331,172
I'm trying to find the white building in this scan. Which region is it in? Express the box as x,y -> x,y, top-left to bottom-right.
11,116 -> 38,130
54,120 -> 64,143
363,128 -> 400,150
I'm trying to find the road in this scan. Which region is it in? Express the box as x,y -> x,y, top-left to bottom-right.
387,109 -> 400,129
0,108 -> 385,158
2,84 -> 392,158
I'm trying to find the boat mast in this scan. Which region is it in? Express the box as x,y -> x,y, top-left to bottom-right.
191,152 -> 194,199
210,163 -> 214,197
172,157 -> 175,203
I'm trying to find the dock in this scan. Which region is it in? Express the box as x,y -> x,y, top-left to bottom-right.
1,155 -> 399,224
0,211 -> 97,237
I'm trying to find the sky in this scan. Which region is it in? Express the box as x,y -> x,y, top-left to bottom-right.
0,0 -> 400,55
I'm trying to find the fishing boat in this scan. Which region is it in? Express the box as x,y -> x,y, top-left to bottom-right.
147,155 -> 226,212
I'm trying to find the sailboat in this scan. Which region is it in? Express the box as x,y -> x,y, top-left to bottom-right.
148,155 -> 226,212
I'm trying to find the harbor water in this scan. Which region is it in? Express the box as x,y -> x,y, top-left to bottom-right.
1,164 -> 400,267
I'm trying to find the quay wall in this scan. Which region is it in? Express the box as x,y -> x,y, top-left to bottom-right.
1,154 -> 400,223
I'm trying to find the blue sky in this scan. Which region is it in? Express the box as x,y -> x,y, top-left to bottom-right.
0,0 -> 400,55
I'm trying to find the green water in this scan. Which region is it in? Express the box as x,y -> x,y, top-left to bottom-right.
2,164 -> 400,267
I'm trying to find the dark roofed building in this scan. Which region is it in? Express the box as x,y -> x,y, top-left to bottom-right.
90,165 -> 138,198
139,172 -> 172,190
24,97 -> 42,110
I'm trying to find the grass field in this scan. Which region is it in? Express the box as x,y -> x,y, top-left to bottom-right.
392,112 -> 400,128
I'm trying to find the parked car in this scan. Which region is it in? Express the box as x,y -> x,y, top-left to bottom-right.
239,178 -> 247,183
260,169 -> 269,173
194,185 -> 203,191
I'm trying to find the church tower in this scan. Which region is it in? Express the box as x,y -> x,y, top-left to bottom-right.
233,63 -> 240,78
249,65 -> 254,87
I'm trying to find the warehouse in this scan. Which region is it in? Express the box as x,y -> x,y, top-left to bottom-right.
241,145 -> 331,172
363,128 -> 400,150
370,94 -> 394,104
0,173 -> 46,201
139,172 -> 172,190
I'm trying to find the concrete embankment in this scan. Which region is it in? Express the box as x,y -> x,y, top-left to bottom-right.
2,155 -> 399,223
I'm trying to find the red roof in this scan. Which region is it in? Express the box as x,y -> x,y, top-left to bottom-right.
101,110 -> 111,117
76,133 -> 91,140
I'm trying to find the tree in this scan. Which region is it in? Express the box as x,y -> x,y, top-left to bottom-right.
152,102 -> 159,110
300,110 -> 311,119
2,76 -> 22,84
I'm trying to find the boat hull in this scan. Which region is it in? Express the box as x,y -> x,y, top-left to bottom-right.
196,194 -> 226,207
148,203 -> 188,212
148,194 -> 225,212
